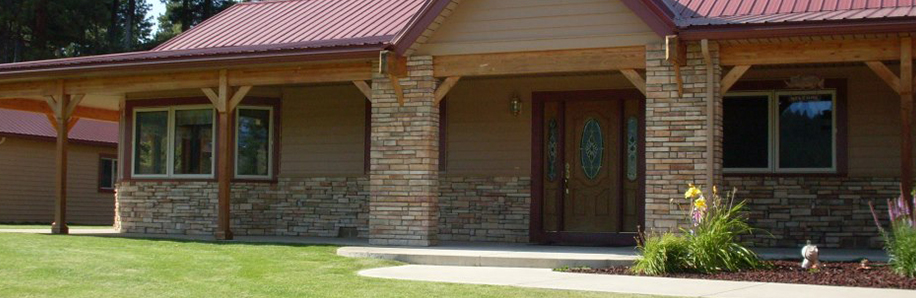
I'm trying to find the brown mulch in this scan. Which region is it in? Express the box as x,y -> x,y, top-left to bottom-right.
565,261 -> 916,290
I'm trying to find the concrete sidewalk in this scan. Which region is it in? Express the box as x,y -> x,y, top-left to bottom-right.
360,265 -> 915,298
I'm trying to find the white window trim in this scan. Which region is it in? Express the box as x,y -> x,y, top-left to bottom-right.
234,106 -> 274,180
132,106 -> 216,179
723,89 -> 838,174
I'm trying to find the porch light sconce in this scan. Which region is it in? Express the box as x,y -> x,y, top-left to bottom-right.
510,92 -> 523,116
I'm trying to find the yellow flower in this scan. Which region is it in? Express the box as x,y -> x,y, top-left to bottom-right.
694,197 -> 707,210
684,184 -> 702,199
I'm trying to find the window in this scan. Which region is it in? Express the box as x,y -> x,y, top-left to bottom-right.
133,106 -> 215,178
235,107 -> 273,178
723,90 -> 837,173
99,157 -> 117,191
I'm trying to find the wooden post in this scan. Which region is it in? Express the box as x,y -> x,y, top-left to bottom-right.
50,90 -> 70,234
202,70 -> 252,241
901,37 -> 915,221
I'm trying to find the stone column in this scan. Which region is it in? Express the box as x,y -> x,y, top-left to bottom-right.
369,56 -> 440,246
644,42 -> 723,232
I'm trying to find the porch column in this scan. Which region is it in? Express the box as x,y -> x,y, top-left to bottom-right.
51,94 -> 70,234
369,55 -> 440,246
902,37 -> 915,217
644,42 -> 723,232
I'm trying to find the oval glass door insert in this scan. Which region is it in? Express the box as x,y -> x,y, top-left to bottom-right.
580,118 -> 603,180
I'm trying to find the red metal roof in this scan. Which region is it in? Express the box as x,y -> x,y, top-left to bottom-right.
0,109 -> 118,145
155,0 -> 425,52
669,0 -> 916,27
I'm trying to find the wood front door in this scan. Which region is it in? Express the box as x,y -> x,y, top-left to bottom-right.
532,89 -> 644,246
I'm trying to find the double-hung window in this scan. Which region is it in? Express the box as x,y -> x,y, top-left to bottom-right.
723,90 -> 837,174
99,157 -> 118,191
133,106 -> 215,178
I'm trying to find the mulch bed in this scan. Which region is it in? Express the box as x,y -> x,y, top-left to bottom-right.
566,260 -> 916,290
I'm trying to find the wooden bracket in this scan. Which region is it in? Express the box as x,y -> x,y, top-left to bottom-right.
666,35 -> 687,97
66,117 -> 80,133
202,70 -> 250,113
720,65 -> 751,95
353,80 -> 372,101
865,61 -> 901,93
380,51 -> 407,106
434,76 -> 461,105
620,69 -> 646,96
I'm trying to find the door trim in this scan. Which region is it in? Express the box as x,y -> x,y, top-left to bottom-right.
530,89 -> 646,246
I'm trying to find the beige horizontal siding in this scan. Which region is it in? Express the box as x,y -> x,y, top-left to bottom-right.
445,73 -> 638,176
279,84 -> 367,177
416,0 -> 660,56
0,137 -> 116,225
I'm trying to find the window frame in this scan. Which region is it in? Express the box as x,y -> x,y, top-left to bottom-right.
723,89 -> 838,174
99,155 -> 118,192
234,106 -> 274,180
131,105 -> 217,179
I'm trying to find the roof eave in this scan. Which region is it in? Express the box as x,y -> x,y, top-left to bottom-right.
0,45 -> 386,82
679,17 -> 916,41
620,0 -> 678,37
391,0 -> 454,56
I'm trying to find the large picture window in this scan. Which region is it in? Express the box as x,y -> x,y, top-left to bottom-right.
133,106 -> 215,178
724,90 -> 837,173
235,107 -> 273,178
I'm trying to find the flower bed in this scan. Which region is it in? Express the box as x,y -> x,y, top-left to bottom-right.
564,260 -> 916,289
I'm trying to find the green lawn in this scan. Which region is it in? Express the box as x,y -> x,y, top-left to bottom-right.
0,224 -> 112,230
0,233 -> 668,298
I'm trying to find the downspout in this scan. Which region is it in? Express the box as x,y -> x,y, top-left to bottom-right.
701,39 -> 715,189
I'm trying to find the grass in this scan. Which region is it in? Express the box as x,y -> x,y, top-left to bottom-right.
0,224 -> 112,230
0,233 -> 671,298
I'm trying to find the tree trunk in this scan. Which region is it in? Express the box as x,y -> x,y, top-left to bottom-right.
123,0 -> 135,50
203,0 -> 213,19
181,0 -> 191,31
108,0 -> 120,51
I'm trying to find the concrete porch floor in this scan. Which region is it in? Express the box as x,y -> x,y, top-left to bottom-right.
0,228 -> 889,269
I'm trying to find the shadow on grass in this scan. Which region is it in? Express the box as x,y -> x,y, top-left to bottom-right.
49,233 -> 351,249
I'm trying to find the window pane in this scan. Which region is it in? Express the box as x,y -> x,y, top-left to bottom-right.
724,96 -> 770,169
174,109 -> 214,175
778,93 -> 833,169
134,111 -> 168,175
237,109 -> 271,176
100,159 -> 114,189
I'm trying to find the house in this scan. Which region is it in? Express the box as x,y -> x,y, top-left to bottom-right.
0,0 -> 914,248
0,109 -> 118,225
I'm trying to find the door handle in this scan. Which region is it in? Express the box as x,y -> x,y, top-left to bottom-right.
564,162 -> 570,194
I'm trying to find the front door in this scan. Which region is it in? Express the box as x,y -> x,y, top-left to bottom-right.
533,90 -> 644,246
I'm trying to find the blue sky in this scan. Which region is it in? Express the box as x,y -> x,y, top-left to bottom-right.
149,1 -> 167,28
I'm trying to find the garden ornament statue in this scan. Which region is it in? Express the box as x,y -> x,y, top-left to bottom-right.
801,240 -> 820,269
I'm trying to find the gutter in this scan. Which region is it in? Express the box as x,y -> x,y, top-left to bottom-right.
679,18 -> 916,41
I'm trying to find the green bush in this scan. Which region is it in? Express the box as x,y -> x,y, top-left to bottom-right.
631,233 -> 689,275
686,200 -> 764,273
632,186 -> 764,275
887,223 -> 916,277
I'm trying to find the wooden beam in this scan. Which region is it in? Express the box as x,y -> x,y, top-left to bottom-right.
434,46 -> 645,77
0,98 -> 119,122
380,51 -> 407,106
673,64 -> 684,97
202,88 -> 219,106
701,39 -> 715,190
66,117 -> 80,133
229,86 -> 253,111
720,65 -> 752,94
665,35 -> 686,66
619,69 -> 646,96
865,61 -> 901,94
64,94 -> 85,119
0,61 -> 373,99
434,76 -> 461,105
901,36 -> 915,222
352,80 -> 372,100
720,38 -> 915,66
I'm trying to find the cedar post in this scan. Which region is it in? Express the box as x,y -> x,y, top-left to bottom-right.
902,37 -> 915,220
49,87 -> 70,234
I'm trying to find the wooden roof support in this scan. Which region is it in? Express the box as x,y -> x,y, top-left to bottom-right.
380,51 -> 407,106
352,80 -> 372,101
720,38 -> 916,66
620,69 -> 646,96
0,98 -> 119,122
720,65 -> 751,95
901,37 -> 915,222
865,61 -> 901,94
201,69 -> 254,241
433,46 -> 645,77
45,82 -> 71,235
666,35 -> 687,96
701,39 -> 715,190
434,76 -> 461,105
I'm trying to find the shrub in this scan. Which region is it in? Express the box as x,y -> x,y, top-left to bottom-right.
631,232 -> 689,275
632,185 -> 764,275
887,223 -> 916,277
